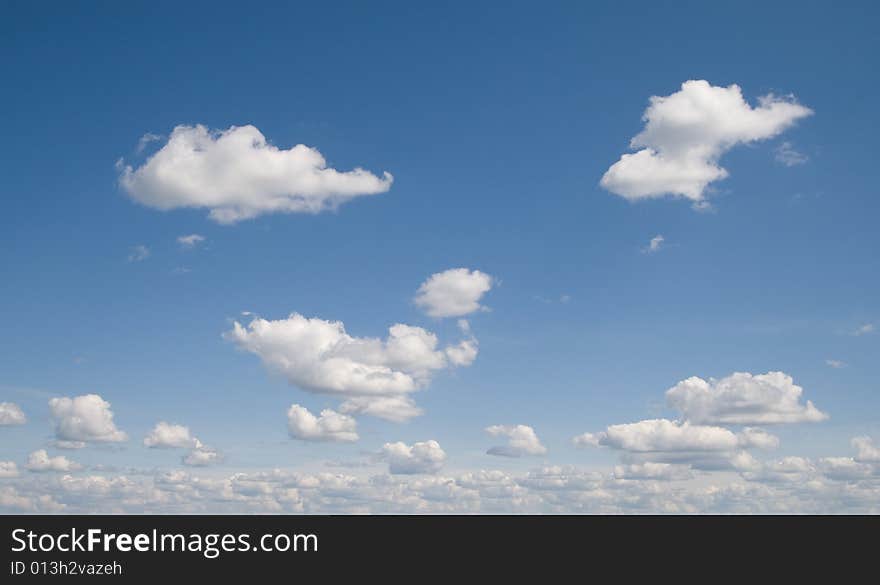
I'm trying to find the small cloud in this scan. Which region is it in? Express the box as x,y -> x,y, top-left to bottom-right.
172,267 -> 192,275
414,268 -> 495,318
136,133 -> 162,153
825,359 -> 847,369
25,449 -> 82,472
851,323 -> 875,336
775,141 -> 808,167
380,440 -> 446,474
182,445 -> 222,467
177,234 -> 205,248
642,234 -> 665,254
287,404 -> 358,443
127,245 -> 150,262
534,294 -> 572,305
0,461 -> 19,478
0,402 -> 26,426
485,424 -> 547,457
52,440 -> 86,450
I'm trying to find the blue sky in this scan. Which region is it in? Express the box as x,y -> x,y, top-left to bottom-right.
0,1 -> 878,512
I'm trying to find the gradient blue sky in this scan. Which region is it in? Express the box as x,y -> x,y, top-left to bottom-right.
1,1 -> 878,512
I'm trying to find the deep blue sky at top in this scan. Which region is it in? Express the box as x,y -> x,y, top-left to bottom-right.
0,1 -> 877,469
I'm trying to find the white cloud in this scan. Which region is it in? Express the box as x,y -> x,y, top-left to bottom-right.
642,234 -> 665,254
2,456 -> 880,514
0,461 -> 19,478
665,371 -> 827,425
443,337 -> 479,367
381,440 -> 447,474
338,396 -> 423,423
127,244 -> 150,262
578,419 -> 742,452
53,441 -> 86,450
119,124 -> 393,224
818,457 -> 874,481
852,323 -> 875,336
48,394 -> 127,445
182,445 -> 222,467
600,80 -> 812,204
25,450 -> 82,472
414,268 -> 495,318
737,427 -> 780,450
825,359 -> 846,369
144,422 -> 200,449
136,132 -> 162,153
177,234 -> 205,248
774,141 -> 808,166
486,425 -> 547,457
852,436 -> 880,462
225,313 -> 476,421
575,418 -> 777,472
742,456 -> 816,483
142,421 -> 220,466
572,432 -> 601,448
613,462 -> 692,481
287,404 -> 358,442
0,402 -> 26,425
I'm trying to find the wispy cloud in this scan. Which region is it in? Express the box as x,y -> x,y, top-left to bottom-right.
127,245 -> 150,262
135,132 -> 162,154
642,234 -> 665,254
177,234 -> 205,248
851,323 -> 875,336
775,141 -> 808,167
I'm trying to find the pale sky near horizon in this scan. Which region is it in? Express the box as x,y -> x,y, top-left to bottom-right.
1,0 -> 878,513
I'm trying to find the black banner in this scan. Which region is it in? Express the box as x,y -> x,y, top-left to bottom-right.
1,515 -> 874,579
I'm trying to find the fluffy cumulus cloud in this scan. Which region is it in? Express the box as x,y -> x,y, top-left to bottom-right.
182,446 -> 222,467
0,402 -> 26,425
225,313 -> 477,421
414,268 -> 495,318
381,440 -> 447,474
25,450 -> 82,472
852,436 -> 880,462
737,427 -> 781,450
573,419 -> 778,471
48,394 -> 127,446
287,404 -> 358,442
486,425 -> 547,457
144,422 -> 201,449
600,80 -> 812,204
119,124 -> 393,224
577,419 -> 743,452
142,421 -> 220,466
665,371 -> 827,425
